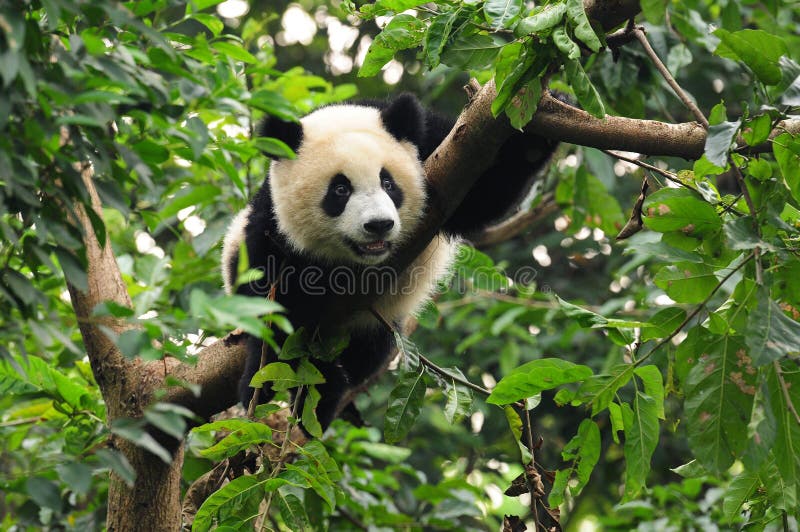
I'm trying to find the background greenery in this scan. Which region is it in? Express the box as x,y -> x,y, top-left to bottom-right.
1,0 -> 799,530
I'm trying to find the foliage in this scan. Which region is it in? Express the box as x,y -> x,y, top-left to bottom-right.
1,0 -> 800,530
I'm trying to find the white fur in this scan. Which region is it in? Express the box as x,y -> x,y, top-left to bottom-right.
269,105 -> 426,265
221,206 -> 251,295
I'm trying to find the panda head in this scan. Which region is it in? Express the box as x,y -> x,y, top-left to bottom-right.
259,95 -> 428,266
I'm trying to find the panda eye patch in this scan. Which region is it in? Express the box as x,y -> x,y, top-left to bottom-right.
321,173 -> 352,217
380,168 -> 404,209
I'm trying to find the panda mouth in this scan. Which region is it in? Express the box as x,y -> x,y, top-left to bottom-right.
347,239 -> 392,257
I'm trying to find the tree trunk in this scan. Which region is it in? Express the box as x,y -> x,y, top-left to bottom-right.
106,442 -> 184,531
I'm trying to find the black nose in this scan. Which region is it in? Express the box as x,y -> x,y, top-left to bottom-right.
363,219 -> 394,235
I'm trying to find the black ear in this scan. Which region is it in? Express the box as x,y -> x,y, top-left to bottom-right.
380,93 -> 426,148
256,115 -> 303,158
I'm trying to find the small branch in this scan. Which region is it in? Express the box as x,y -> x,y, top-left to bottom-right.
603,150 -> 679,182
635,253 -> 754,367
472,194 -> 558,247
369,308 -> 492,398
603,150 -> 745,216
730,162 -> 763,284
632,27 -> 709,128
773,360 -> 800,427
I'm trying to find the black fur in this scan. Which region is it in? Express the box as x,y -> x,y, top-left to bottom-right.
321,174 -> 352,217
257,115 -> 303,156
380,168 -> 404,208
379,93 -> 426,146
233,93 -> 558,432
232,183 -> 396,430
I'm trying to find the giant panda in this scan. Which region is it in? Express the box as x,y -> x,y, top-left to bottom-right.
222,93 -> 556,430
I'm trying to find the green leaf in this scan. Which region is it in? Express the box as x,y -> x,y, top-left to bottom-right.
549,419 -> 601,507
514,4 -> 566,36
641,307 -> 687,341
565,0 -> 602,52
552,27 -> 580,60
634,366 -> 665,420
623,392 -> 660,499
505,77 -> 543,130
640,0 -> 667,25
212,40 -> 257,63
359,15 -> 426,77
684,334 -> 754,472
193,475 -> 287,532
722,470 -> 760,523
26,477 -> 62,510
608,401 -> 624,444
249,90 -> 299,122
744,288 -> 800,365
487,358 -> 593,405
773,133 -> 800,202
276,490 -> 311,531
250,362 -> 300,392
642,187 -> 722,237
439,31 -> 505,70
653,262 -> 720,304
704,119 -> 741,167
760,455 -> 798,513
741,114 -> 773,147
484,0 -> 523,30
443,367 -> 473,423
503,405 -> 531,462
765,362 -> 800,491
423,11 -> 458,69
564,58 -> 605,118
575,364 -> 634,416
192,14 -> 224,36
301,385 -> 323,438
110,418 -> 172,464
199,422 -> 274,460
95,449 -> 135,487
384,369 -> 426,443
714,29 -> 788,85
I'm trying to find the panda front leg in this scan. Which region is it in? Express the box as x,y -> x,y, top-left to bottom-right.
308,327 -> 396,431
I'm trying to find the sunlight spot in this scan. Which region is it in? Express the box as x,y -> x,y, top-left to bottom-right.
470,411 -> 484,433
281,5 -> 317,46
532,245 -> 551,267
654,294 -> 675,306
184,215 -> 207,237
382,59 -> 404,85
217,0 -> 248,19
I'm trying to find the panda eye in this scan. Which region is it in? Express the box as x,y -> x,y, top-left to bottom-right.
333,184 -> 350,197
382,177 -> 394,192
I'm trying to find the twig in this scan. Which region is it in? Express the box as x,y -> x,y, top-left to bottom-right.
632,27 -> 709,128
247,273 -> 282,418
774,361 -> 800,427
730,162 -> 763,284
369,308 -> 492,398
603,150 -> 744,216
521,408 -> 542,529
635,253 -> 754,367
472,193 -> 558,247
258,388 -> 304,531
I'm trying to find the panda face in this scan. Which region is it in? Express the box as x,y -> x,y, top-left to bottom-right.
269,105 -> 427,265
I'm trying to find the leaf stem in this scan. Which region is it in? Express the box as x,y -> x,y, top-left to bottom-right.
774,360 -> 800,427
730,161 -> 764,284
